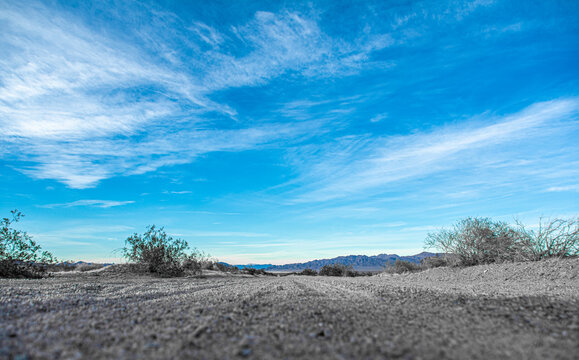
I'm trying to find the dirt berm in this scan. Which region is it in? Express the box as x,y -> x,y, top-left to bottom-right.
1,258 -> 578,359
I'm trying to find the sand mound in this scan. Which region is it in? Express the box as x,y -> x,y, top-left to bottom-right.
379,257 -> 579,298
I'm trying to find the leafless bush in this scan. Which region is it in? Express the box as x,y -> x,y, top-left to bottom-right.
516,217 -> 579,259
425,217 -> 578,266
425,217 -> 524,266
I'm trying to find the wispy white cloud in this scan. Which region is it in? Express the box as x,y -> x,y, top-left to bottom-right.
40,199 -> 135,208
546,185 -> 579,192
0,2 -> 389,188
370,113 -> 388,123
287,98 -> 579,202
205,11 -> 392,90
188,22 -> 224,47
173,231 -> 271,238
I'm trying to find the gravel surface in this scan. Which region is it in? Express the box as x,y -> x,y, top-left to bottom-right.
1,259 -> 578,359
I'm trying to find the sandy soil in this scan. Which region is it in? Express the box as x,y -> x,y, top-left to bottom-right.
1,259 -> 578,359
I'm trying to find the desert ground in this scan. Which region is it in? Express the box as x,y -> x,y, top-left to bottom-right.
1,258 -> 578,359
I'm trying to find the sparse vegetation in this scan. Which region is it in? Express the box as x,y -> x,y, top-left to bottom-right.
516,217 -> 579,260
76,263 -> 106,272
420,254 -> 449,269
319,263 -> 354,277
182,249 -> 214,275
242,267 -> 269,276
122,225 -> 192,277
299,268 -> 317,276
0,210 -> 56,278
214,262 -> 240,273
425,217 -> 522,266
384,259 -> 422,274
425,217 -> 579,267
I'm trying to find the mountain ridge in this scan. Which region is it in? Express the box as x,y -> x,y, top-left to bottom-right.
232,252 -> 439,272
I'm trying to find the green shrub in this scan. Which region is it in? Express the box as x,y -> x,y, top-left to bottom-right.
319,263 -> 354,277
122,225 -> 189,277
425,217 -> 524,266
1,210 -> 56,278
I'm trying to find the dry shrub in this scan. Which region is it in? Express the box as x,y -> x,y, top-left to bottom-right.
242,267 -> 270,276
0,260 -> 45,278
516,217 -> 579,259
214,262 -> 239,273
425,217 -> 579,267
420,255 -> 450,269
182,249 -> 213,275
425,217 -> 524,266
384,259 -> 422,274
319,263 -> 354,277
299,268 -> 317,276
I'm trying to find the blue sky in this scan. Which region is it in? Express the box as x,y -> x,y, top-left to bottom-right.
1,0 -> 578,264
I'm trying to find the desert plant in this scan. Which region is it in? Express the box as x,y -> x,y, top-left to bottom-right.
516,217 -> 579,259
319,263 -> 354,277
299,268 -> 317,276
425,216 -> 579,266
122,225 -> 188,277
0,210 -> 56,278
384,259 -> 421,274
214,262 -> 239,273
420,255 -> 449,269
182,249 -> 213,275
425,217 -> 524,266
242,267 -> 268,276
203,261 -> 215,270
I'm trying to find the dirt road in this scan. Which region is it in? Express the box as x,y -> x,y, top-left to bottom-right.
1,266 -> 578,359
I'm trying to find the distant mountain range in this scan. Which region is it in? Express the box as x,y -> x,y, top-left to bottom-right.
232,252 -> 439,272
232,264 -> 274,270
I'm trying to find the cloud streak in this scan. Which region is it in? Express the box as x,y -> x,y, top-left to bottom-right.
41,200 -> 135,208
288,98 -> 579,202
547,185 -> 579,192
0,1 -> 389,188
